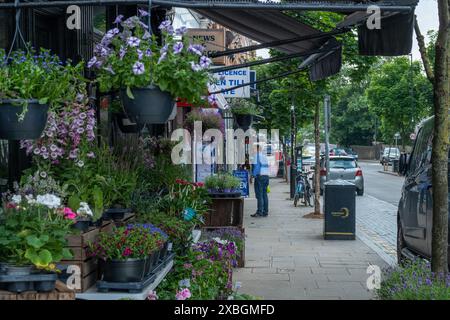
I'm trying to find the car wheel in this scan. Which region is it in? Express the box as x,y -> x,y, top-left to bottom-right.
357,188 -> 364,196
397,217 -> 407,266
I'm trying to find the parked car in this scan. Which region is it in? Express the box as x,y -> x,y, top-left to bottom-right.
313,156 -> 364,196
381,147 -> 400,165
344,147 -> 359,161
329,148 -> 348,156
397,116 -> 442,265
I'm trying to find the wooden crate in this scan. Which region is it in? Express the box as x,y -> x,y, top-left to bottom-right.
201,226 -> 246,268
204,197 -> 244,227
0,281 -> 75,300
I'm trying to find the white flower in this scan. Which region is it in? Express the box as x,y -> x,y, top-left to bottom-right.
77,160 -> 85,168
25,194 -> 36,204
212,237 -> 229,245
11,195 -> 22,204
36,194 -> 61,209
77,202 -> 93,216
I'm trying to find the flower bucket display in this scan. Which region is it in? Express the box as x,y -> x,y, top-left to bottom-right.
88,14 -> 211,126
101,258 -> 147,283
119,86 -> 175,124
233,114 -> 253,130
113,112 -> 145,133
0,100 -> 49,140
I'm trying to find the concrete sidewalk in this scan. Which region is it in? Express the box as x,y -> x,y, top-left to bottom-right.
234,178 -> 387,300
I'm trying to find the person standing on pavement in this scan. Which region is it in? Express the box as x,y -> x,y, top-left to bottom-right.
251,144 -> 270,217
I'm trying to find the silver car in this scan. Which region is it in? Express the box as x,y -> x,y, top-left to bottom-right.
316,156 -> 364,196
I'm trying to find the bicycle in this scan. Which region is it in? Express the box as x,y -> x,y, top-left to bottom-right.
293,171 -> 313,207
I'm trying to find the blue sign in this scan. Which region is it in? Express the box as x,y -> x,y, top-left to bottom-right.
233,170 -> 249,197
250,70 -> 256,91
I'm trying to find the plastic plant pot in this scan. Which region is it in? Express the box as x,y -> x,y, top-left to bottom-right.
102,258 -> 146,283
120,86 -> 175,124
7,281 -> 33,293
233,114 -> 253,130
0,100 -> 49,140
72,219 -> 91,233
5,265 -> 33,276
34,280 -> 56,292
113,112 -> 145,134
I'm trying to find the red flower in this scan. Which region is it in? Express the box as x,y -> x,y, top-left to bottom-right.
122,247 -> 132,257
6,202 -> 17,209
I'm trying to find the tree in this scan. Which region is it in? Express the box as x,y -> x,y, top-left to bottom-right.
365,57 -> 433,149
415,1 -> 449,273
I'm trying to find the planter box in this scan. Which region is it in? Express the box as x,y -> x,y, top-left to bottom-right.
201,226 -> 245,268
0,281 -> 75,300
204,197 -> 244,228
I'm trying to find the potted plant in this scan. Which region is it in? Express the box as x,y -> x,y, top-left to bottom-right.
88,13 -> 211,124
229,99 -> 260,130
223,175 -> 241,193
111,96 -> 145,134
68,202 -> 94,233
205,174 -> 240,194
0,193 -> 73,275
184,109 -> 224,134
0,49 -> 86,140
87,225 -> 162,282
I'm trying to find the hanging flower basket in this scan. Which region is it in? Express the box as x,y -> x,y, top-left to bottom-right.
233,114 -> 253,130
113,112 -> 145,133
119,86 -> 175,124
0,100 -> 49,140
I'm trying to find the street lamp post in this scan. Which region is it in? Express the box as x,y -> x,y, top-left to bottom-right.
290,105 -> 296,199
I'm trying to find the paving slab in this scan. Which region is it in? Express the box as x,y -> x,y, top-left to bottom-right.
234,178 -> 388,300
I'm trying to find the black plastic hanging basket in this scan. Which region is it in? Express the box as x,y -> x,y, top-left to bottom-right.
120,86 -> 175,124
0,100 -> 49,140
113,112 -> 145,134
234,114 -> 253,130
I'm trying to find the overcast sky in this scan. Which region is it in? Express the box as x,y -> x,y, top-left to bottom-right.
257,0 -> 439,60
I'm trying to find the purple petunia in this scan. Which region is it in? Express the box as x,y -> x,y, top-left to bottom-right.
113,15 -> 124,24
138,9 -> 149,17
158,20 -> 174,34
127,37 -> 140,48
208,94 -> 218,105
173,42 -> 184,54
119,46 -> 127,60
188,44 -> 204,56
145,49 -> 153,57
158,52 -> 167,64
199,56 -> 211,69
190,61 -> 201,72
175,26 -> 188,36
87,56 -> 98,69
132,61 -> 145,75
137,49 -> 144,60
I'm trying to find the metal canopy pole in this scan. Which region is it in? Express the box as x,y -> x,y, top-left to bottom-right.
209,28 -> 349,58
0,0 -> 417,11
210,46 -> 340,73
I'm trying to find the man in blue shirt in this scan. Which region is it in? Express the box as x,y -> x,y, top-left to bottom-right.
251,144 -> 270,217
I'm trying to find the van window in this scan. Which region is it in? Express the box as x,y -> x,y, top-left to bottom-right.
409,122 -> 433,174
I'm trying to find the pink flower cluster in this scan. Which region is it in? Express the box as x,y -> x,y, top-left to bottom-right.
175,288 -> 191,300
21,103 -> 96,165
63,207 -> 77,220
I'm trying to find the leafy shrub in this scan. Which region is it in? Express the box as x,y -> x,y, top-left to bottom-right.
377,259 -> 450,300
229,98 -> 260,115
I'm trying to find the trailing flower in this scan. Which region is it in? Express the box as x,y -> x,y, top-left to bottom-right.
89,13 -> 212,105
20,103 -> 97,165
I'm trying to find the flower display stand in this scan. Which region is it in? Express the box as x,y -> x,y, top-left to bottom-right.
0,281 -> 75,300
204,197 -> 244,228
59,213 -> 136,292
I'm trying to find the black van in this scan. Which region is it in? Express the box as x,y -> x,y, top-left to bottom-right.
397,116 -> 448,263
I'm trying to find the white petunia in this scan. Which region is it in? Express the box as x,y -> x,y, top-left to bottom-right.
11,195 -> 22,204
36,194 -> 61,209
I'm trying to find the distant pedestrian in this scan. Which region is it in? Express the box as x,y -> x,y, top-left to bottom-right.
251,144 -> 269,217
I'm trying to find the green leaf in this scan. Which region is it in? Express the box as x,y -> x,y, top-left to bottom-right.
68,195 -> 81,211
38,98 -> 48,105
62,248 -> 73,260
126,86 -> 134,99
26,235 -> 48,249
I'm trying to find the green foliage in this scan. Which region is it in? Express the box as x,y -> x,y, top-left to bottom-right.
377,259 -> 450,300
0,201 -> 72,269
0,49 -> 86,113
87,225 -> 165,260
366,57 -> 433,146
229,98 -> 260,115
91,16 -> 210,105
205,173 -> 240,190
184,109 -> 224,133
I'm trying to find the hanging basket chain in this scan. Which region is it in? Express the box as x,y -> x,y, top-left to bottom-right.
5,0 -> 30,64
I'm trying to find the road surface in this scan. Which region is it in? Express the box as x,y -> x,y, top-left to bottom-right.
354,161 -> 404,266
359,161 -> 404,206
